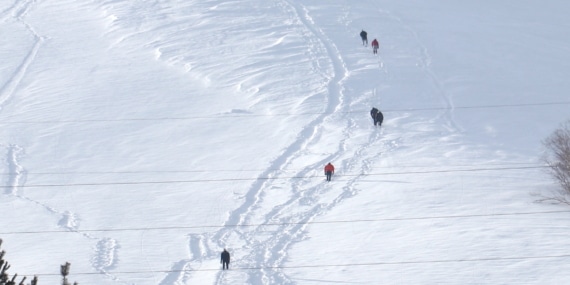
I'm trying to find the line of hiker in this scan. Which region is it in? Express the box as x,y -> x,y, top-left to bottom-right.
360,29 -> 379,54
321,107 -> 383,182
218,30 -> 387,273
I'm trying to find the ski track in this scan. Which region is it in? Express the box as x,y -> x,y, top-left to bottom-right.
183,1 -> 401,284
197,3 -> 455,284
164,0 -> 351,282
152,1 -> 419,284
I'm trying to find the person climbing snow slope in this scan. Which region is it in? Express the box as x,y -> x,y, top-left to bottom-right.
370,107 -> 384,126
371,38 -> 379,54
360,30 -> 368,46
324,162 -> 335,182
221,249 -> 230,270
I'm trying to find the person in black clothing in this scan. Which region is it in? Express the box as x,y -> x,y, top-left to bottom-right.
370,107 -> 378,125
370,107 -> 384,126
221,249 -> 230,270
360,30 -> 368,46
375,110 -> 384,126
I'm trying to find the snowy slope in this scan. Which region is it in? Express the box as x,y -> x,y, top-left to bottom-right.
1,0 -> 570,284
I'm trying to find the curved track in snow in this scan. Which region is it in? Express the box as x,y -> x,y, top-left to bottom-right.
173,1 -> 408,284
152,1 -> 466,284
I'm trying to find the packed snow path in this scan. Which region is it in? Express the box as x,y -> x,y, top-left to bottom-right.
167,1 -> 464,284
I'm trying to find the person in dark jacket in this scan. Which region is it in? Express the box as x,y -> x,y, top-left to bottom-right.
375,110 -> 384,126
221,249 -> 230,270
370,107 -> 378,123
324,162 -> 335,182
360,30 -> 368,46
370,107 -> 384,126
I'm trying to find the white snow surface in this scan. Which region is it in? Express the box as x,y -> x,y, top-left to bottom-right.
1,0 -> 570,284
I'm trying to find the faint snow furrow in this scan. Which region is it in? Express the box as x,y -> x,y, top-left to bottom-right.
375,8 -> 462,133
0,0 -> 33,22
10,0 -> 34,20
418,46 -> 463,132
0,0 -> 45,111
0,37 -> 43,110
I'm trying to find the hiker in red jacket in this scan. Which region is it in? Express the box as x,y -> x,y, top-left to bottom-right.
324,163 -> 335,182
371,38 -> 379,54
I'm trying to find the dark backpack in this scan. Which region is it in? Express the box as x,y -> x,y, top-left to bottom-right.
370,107 -> 379,118
376,111 -> 384,125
